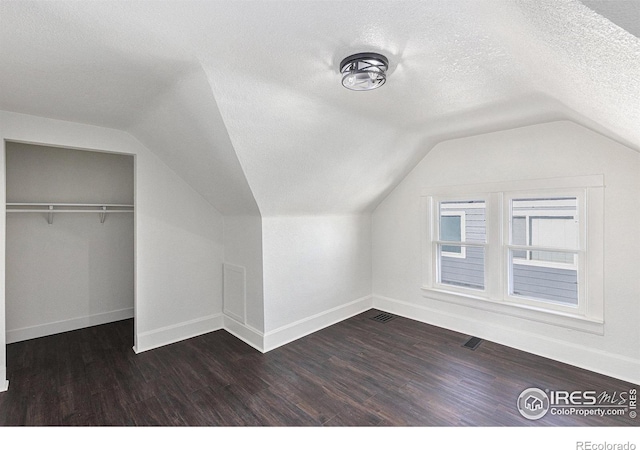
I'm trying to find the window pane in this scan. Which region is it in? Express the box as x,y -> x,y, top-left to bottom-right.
530,217 -> 578,250
511,197 -> 578,250
439,245 -> 485,290
442,243 -> 462,254
530,249 -> 575,265
512,216 -> 527,259
510,250 -> 578,306
440,215 -> 461,242
439,200 -> 485,243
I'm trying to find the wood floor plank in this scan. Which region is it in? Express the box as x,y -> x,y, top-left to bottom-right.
229,385 -> 320,426
128,395 -> 186,426
153,390 -> 207,426
187,385 -> 262,426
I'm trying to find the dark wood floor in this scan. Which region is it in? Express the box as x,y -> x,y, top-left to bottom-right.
0,309 -> 638,426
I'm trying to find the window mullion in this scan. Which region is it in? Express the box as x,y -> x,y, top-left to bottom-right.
486,192 -> 503,300
433,240 -> 482,246
507,244 -> 579,254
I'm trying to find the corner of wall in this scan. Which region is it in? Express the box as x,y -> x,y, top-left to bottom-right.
263,295 -> 373,352
222,213 -> 265,334
223,314 -> 265,353
132,314 -> 224,354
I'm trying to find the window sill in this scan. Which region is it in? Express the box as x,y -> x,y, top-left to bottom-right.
420,286 -> 604,335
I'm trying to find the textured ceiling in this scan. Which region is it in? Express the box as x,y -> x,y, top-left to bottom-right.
581,0 -> 640,37
0,0 -> 638,215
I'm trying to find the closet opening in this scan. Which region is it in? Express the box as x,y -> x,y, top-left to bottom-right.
4,142 -> 135,350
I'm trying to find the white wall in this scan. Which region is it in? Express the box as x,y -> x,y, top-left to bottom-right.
5,143 -> 134,342
0,110 -> 225,391
372,120 -> 640,384
223,214 -> 265,345
134,149 -> 224,352
5,143 -> 134,204
262,214 -> 372,350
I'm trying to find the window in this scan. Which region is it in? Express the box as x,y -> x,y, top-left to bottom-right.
435,200 -> 485,290
510,198 -> 578,268
506,195 -> 582,312
421,176 -> 604,332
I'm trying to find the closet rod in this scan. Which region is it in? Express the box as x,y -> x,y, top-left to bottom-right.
6,204 -> 133,225
7,203 -> 134,207
6,210 -> 133,213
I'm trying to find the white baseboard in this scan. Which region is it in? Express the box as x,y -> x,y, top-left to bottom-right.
263,295 -> 373,352
223,315 -> 264,352
6,308 -> 134,344
0,369 -> 7,392
133,313 -> 224,354
131,296 -> 372,356
373,294 -> 640,386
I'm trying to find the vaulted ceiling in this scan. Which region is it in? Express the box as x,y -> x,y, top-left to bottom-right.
1,1 -> 638,216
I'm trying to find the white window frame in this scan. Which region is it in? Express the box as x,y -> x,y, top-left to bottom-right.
504,190 -> 586,316
439,210 -> 466,258
421,175 -> 604,334
431,196 -> 490,297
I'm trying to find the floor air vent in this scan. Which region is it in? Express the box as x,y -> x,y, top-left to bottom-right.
462,336 -> 483,350
370,313 -> 396,323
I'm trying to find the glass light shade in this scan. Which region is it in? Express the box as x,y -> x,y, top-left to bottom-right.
340,53 -> 388,91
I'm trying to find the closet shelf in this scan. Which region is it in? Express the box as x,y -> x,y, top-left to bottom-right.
6,203 -> 134,224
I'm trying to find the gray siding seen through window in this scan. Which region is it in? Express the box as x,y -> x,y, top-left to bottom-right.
512,264 -> 578,306
440,204 -> 485,289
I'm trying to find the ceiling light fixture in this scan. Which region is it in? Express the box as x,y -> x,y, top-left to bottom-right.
340,52 -> 389,91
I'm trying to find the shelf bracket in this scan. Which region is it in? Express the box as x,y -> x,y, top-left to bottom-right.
47,205 -> 54,225
100,206 -> 107,224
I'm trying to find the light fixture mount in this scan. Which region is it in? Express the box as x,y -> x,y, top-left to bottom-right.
340,52 -> 389,91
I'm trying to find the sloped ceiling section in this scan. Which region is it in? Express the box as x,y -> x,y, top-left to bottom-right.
0,1 -> 638,216
0,1 -> 259,215
581,0 -> 640,38
129,66 -> 260,216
